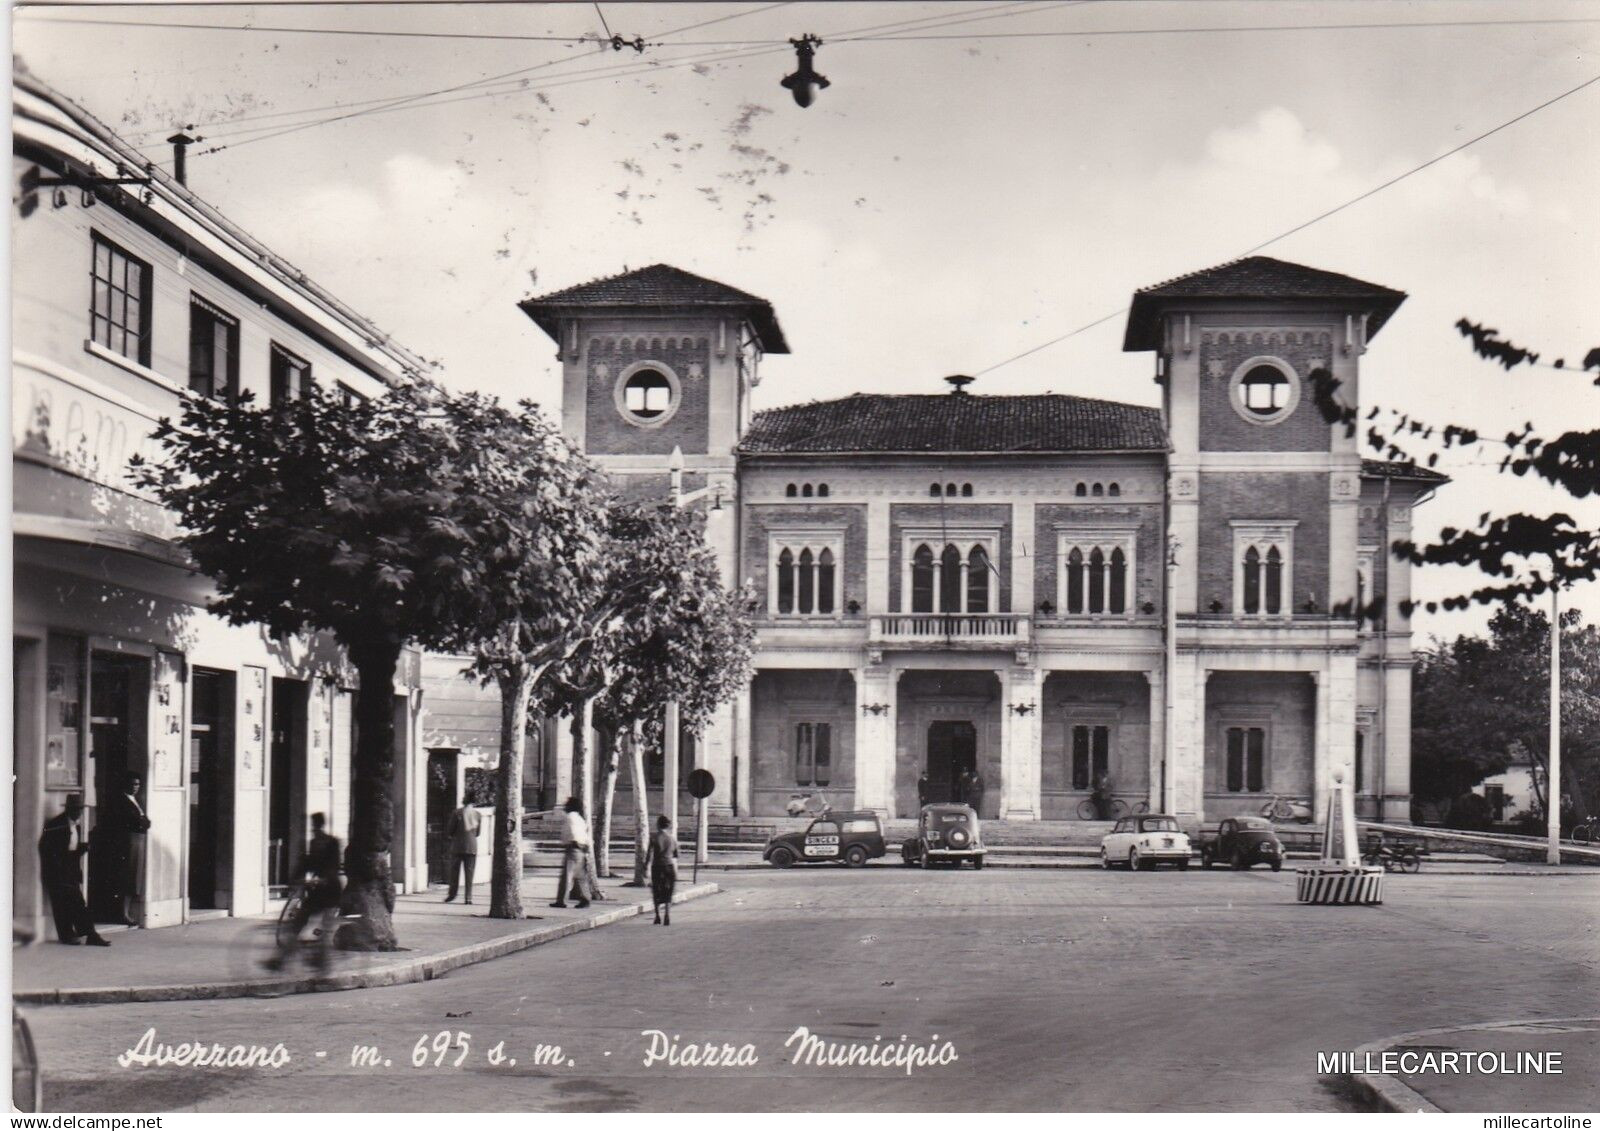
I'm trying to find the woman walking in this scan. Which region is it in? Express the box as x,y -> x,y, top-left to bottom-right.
643,815 -> 678,926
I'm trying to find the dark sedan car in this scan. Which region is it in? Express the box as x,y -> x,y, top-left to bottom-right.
1199,816 -> 1284,870
901,804 -> 986,869
764,811 -> 887,867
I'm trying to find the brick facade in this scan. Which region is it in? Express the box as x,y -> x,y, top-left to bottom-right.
1034,502 -> 1163,617
1197,472 -> 1330,614
742,503 -> 869,617
583,332 -> 713,456
887,503 -> 1013,612
1198,328 -> 1337,452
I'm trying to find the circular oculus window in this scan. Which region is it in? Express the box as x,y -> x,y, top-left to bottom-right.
614,362 -> 682,428
1229,357 -> 1301,425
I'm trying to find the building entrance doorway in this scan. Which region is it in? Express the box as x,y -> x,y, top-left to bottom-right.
926,720 -> 977,804
425,749 -> 459,886
88,652 -> 146,923
269,678 -> 308,890
188,670 -> 234,909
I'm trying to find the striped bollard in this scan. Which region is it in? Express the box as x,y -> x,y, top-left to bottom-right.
1296,771 -> 1383,906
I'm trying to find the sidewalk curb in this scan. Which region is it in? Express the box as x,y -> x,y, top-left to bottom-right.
13,883 -> 720,1007
1339,1015 -> 1598,1113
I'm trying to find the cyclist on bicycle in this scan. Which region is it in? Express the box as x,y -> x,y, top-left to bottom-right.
265,812 -> 343,971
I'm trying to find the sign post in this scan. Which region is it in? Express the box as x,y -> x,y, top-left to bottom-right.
687,769 -> 716,885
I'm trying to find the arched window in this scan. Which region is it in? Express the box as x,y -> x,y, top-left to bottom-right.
961,483 -> 973,497
911,544 -> 935,612
816,548 -> 835,614
777,548 -> 796,614
1075,483 -> 1087,497
817,484 -> 829,498
1109,547 -> 1127,613
1265,546 -> 1283,614
939,544 -> 962,611
946,483 -> 958,498
1092,483 -> 1104,497
1108,483 -> 1121,497
797,547 -> 815,613
1066,548 -> 1085,614
801,484 -> 813,497
785,483 -> 798,498
1243,546 -> 1261,614
967,545 -> 990,613
929,483 -> 942,497
1087,547 -> 1106,613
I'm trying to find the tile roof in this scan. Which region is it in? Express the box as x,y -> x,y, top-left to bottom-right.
739,394 -> 1168,455
1360,458 -> 1450,484
518,263 -> 788,353
1123,256 -> 1406,351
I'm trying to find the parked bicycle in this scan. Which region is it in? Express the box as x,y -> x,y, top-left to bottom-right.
1076,797 -> 1150,820
1570,816 -> 1600,845
1259,795 -> 1315,824
1361,838 -> 1422,873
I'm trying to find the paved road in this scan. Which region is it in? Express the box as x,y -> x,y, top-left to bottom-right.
24,867 -> 1600,1112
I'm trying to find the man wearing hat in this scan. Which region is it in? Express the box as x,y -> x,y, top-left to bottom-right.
37,794 -> 109,946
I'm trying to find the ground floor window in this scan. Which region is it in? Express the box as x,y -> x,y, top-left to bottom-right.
1355,730 -> 1365,793
1070,724 -> 1110,790
1226,726 -> 1266,792
795,721 -> 831,787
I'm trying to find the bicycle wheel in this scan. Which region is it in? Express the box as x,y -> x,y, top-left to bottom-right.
1076,798 -> 1097,821
275,891 -> 304,950
1399,853 -> 1421,874
1107,799 -> 1130,819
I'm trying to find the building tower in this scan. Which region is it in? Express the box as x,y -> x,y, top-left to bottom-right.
1123,256 -> 1433,824
519,264 -> 790,817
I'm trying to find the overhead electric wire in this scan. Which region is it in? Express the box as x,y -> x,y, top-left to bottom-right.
147,0 -> 1089,158
975,70 -> 1600,377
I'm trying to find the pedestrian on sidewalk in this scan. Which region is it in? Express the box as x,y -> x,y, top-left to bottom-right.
443,801 -> 481,905
967,769 -> 986,819
917,772 -> 930,809
38,794 -> 108,946
266,812 -> 342,971
550,797 -> 594,909
101,772 -> 151,926
642,815 -> 678,926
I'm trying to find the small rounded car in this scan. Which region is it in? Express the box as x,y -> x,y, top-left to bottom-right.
764,810 -> 887,868
901,803 -> 986,869
1100,813 -> 1192,871
1200,816 -> 1284,871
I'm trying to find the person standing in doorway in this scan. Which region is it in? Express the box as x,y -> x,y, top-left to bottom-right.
642,815 -> 678,926
443,801 -> 482,904
101,772 -> 150,925
916,771 -> 930,809
38,794 -> 108,946
550,797 -> 593,909
967,769 -> 986,819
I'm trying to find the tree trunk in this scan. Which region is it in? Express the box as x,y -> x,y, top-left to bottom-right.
629,723 -> 650,886
595,725 -> 620,877
570,699 -> 592,816
490,665 -> 532,920
342,638 -> 402,951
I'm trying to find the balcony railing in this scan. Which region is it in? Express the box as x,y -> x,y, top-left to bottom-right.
869,613 -> 1030,646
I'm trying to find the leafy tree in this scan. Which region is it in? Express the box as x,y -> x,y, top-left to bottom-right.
430,396 -> 610,922
132,384 -> 589,947
1411,604 -> 1600,819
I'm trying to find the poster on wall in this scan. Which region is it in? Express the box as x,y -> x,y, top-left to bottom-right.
241,665 -> 268,788
150,650 -> 186,789
43,636 -> 82,790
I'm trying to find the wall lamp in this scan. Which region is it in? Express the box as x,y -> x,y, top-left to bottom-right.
1008,702 -> 1036,716
861,703 -> 891,716
1037,599 -> 1055,617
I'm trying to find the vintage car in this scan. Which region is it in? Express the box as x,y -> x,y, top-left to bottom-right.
1198,816 -> 1284,871
764,811 -> 887,867
901,804 -> 986,869
1100,814 -> 1192,870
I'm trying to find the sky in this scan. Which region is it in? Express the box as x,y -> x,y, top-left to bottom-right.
10,0 -> 1599,641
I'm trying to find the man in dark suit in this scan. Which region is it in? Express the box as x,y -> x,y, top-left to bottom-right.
443,802 -> 482,904
38,794 -> 109,946
967,769 -> 987,819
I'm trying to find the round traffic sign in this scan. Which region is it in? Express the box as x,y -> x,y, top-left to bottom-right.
686,768 -> 716,799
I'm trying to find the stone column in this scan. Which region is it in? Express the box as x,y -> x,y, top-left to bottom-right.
1328,652 -> 1359,823
1000,668 -> 1041,820
731,680 -> 753,818
854,667 -> 897,816
1143,666 -> 1164,812
700,698 -> 737,817
1170,655 -> 1205,821
1312,670 -> 1329,824
1381,658 -> 1413,822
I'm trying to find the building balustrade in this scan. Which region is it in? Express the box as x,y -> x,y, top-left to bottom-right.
869,612 -> 1030,646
